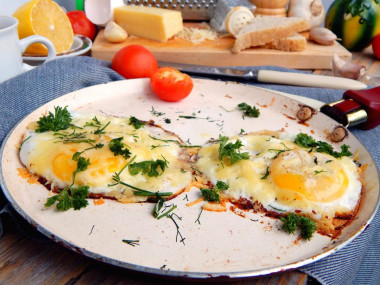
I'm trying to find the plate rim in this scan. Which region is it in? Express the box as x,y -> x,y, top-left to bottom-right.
22,35 -> 92,61
1,78 -> 379,279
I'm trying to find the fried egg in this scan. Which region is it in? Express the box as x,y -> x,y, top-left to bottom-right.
19,112 -> 193,203
195,131 -> 363,235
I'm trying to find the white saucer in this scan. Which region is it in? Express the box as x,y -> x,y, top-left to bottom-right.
23,35 -> 92,65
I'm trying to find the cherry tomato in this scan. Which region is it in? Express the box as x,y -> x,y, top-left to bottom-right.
111,45 -> 158,79
372,34 -> 380,60
150,67 -> 194,102
67,11 -> 97,41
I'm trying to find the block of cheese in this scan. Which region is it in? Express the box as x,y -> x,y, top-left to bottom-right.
114,6 -> 183,42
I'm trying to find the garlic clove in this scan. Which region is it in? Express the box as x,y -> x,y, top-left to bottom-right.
332,54 -> 366,80
309,27 -> 337,45
104,21 -> 128,43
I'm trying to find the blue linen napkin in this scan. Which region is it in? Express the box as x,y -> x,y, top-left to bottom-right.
0,56 -> 378,285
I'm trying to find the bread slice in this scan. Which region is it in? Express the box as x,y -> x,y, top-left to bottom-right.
232,17 -> 310,53
265,33 -> 307,52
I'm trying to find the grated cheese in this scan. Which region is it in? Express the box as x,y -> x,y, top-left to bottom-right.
175,23 -> 218,44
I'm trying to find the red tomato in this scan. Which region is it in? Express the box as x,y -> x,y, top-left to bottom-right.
150,67 -> 193,102
372,34 -> 380,60
67,11 -> 97,41
111,45 -> 158,79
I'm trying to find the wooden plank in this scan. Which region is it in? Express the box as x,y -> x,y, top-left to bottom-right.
0,231 -> 91,284
91,28 -> 352,70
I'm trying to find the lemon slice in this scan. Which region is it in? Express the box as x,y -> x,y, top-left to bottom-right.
225,7 -> 254,37
13,0 -> 74,54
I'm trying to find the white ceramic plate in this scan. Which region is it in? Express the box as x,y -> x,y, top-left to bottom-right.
1,79 -> 379,279
22,35 -> 92,64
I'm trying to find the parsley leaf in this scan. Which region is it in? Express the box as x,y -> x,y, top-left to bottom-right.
129,157 -> 169,177
280,213 -> 317,240
44,186 -> 89,211
109,137 -> 131,159
36,106 -> 72,133
237,102 -> 260,117
72,156 -> 91,184
129,116 -> 144,129
71,186 -> 90,210
294,133 -> 352,158
200,188 -> 220,202
218,135 -> 250,167
294,133 -> 318,148
200,180 -> 229,203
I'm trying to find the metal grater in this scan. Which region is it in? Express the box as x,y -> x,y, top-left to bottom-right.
124,0 -> 218,20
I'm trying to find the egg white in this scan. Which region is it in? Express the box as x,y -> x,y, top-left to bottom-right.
195,132 -> 362,220
19,112 -> 193,202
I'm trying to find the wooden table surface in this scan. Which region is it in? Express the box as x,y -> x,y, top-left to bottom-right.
0,46 -> 378,285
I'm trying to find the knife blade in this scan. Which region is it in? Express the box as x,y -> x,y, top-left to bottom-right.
158,61 -> 367,90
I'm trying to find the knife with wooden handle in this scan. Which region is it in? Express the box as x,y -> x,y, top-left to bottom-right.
158,61 -> 367,90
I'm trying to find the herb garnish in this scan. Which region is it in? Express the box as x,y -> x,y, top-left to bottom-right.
72,143 -> 104,162
129,116 -> 144,129
109,137 -> 131,159
151,144 -> 169,150
36,106 -> 72,133
218,135 -> 250,167
314,170 -> 327,175
150,106 -> 165,116
237,102 -> 260,118
72,156 -> 91,184
294,133 -> 352,158
149,135 -> 181,144
268,142 -> 290,159
54,130 -> 96,144
122,239 -> 140,247
84,117 -> 110,134
261,167 -> 270,179
168,213 -> 185,245
129,157 -> 169,177
200,181 -> 229,203
110,158 -> 173,197
280,213 -> 317,240
44,186 -> 90,211
195,208 -> 203,224
153,197 -> 177,219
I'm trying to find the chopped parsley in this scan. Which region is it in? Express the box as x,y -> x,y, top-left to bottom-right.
280,213 -> 317,240
44,186 -> 90,211
110,158 -> 173,197
129,116 -> 144,129
36,106 -> 72,133
218,135 -> 250,167
129,157 -> 169,177
294,133 -> 352,158
84,117 -> 110,134
109,137 -> 131,159
200,181 -> 229,203
237,102 -> 260,118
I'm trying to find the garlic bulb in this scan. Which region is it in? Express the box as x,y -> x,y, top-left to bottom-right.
288,0 -> 325,28
332,54 -> 366,80
104,21 -> 128,43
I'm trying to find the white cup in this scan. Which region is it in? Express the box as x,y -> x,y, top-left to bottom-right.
0,15 -> 56,83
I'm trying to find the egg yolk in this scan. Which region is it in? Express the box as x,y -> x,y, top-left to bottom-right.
52,147 -> 125,185
270,150 -> 348,203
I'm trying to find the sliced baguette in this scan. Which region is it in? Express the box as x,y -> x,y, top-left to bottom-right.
232,17 -> 310,53
265,33 -> 307,52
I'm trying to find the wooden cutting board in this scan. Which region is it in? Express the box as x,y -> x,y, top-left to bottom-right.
91,24 -> 351,69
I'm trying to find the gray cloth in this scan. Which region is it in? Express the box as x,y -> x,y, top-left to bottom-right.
0,56 -> 378,285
